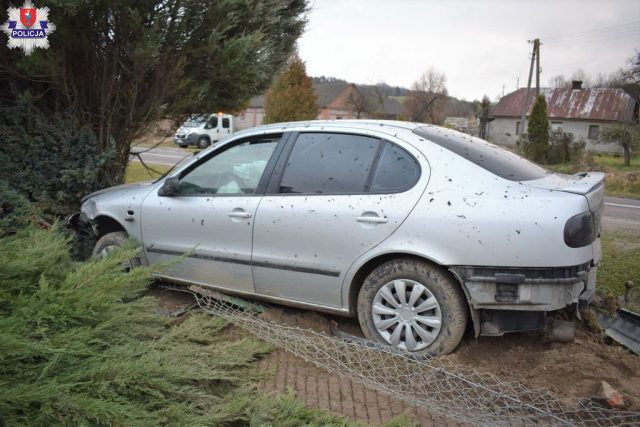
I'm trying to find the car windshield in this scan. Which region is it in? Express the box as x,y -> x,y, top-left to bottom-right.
183,116 -> 206,127
154,152 -> 198,183
413,126 -> 549,181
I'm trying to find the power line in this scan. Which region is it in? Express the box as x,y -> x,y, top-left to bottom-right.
541,20 -> 640,42
544,28 -> 640,47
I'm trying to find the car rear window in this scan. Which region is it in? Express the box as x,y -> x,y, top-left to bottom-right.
413,126 -> 549,181
370,142 -> 420,192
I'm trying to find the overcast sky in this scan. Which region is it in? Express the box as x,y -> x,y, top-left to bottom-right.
297,0 -> 640,101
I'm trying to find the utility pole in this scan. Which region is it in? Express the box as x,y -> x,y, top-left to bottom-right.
519,38 -> 539,135
516,76 -> 520,90
535,39 -> 541,97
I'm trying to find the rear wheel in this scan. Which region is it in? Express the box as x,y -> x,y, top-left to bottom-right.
92,231 -> 140,271
197,136 -> 210,149
357,258 -> 467,356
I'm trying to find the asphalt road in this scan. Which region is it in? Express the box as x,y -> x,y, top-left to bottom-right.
130,146 -> 193,167
131,147 -> 640,232
603,196 -> 640,232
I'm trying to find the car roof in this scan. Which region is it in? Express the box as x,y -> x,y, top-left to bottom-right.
233,120 -> 422,139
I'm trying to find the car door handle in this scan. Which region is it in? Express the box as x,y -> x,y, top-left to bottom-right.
356,213 -> 388,224
228,210 -> 252,219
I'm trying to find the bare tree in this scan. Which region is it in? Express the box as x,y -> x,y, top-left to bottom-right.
623,50 -> 640,84
600,123 -> 640,166
570,68 -> 592,88
548,74 -> 568,88
347,87 -> 373,119
405,67 -> 448,124
371,82 -> 391,117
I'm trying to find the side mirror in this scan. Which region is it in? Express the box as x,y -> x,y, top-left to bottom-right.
204,121 -> 213,129
158,177 -> 180,196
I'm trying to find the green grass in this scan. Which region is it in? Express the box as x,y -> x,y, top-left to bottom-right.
547,153 -> 640,198
597,231 -> 640,311
0,226 -> 368,426
602,172 -> 640,199
592,153 -> 640,172
125,162 -> 171,183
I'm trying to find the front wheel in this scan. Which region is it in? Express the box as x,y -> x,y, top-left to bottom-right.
357,258 -> 468,356
197,137 -> 210,149
92,231 -> 140,271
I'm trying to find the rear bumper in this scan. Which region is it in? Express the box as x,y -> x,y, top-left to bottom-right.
450,262 -> 596,312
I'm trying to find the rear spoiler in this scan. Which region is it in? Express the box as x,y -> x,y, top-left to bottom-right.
559,172 -> 606,195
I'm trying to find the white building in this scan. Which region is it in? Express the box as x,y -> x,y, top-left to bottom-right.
492,82 -> 638,152
234,96 -> 265,130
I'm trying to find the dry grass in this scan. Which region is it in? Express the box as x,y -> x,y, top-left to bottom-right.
125,162 -> 171,183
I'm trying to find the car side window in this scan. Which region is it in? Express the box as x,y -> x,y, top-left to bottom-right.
370,142 -> 420,192
279,133 -> 379,194
205,116 -> 218,130
222,117 -> 230,129
178,138 -> 278,195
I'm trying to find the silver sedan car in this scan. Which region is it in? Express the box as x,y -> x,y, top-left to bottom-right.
78,120 -> 603,356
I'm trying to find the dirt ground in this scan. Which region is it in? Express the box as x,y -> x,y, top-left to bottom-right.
150,286 -> 640,418
449,329 -> 640,409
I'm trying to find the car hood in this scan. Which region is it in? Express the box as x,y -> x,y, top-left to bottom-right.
177,126 -> 199,134
81,181 -> 156,203
521,171 -> 605,209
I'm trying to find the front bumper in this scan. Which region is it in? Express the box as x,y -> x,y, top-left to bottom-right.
451,262 -> 596,312
65,212 -> 97,260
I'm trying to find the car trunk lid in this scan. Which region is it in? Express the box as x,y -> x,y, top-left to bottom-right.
522,171 -> 605,210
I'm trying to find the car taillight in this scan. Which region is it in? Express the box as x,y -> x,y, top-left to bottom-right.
564,211 -> 596,248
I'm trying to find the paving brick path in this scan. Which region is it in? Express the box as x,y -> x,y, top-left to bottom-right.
256,349 -> 461,426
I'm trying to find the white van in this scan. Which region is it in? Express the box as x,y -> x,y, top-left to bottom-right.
174,113 -> 235,148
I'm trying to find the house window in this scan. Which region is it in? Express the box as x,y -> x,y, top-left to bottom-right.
515,121 -> 522,135
588,125 -> 599,140
551,121 -> 563,131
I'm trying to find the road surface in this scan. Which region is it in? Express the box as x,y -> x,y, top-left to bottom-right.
602,196 -> 640,233
130,146 -> 193,167
130,147 -> 640,232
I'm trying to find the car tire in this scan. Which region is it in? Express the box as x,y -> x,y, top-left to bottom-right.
92,231 -> 140,271
357,258 -> 467,357
197,137 -> 210,149
178,143 -> 188,148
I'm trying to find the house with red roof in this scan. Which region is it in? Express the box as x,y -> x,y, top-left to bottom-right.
492,81 -> 638,151
234,82 -> 405,130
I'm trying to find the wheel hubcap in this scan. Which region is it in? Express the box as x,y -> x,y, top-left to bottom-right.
99,244 -> 132,271
372,279 -> 442,351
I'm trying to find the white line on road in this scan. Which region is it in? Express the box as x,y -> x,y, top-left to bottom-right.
603,217 -> 640,225
605,202 -> 640,209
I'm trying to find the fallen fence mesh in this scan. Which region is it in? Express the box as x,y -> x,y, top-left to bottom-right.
187,287 -> 640,426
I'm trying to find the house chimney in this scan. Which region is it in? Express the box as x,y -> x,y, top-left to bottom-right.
571,80 -> 583,90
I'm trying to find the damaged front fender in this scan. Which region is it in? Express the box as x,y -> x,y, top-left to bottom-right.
65,212 -> 97,260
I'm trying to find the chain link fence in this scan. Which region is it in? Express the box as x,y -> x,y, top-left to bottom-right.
186,286 -> 640,426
